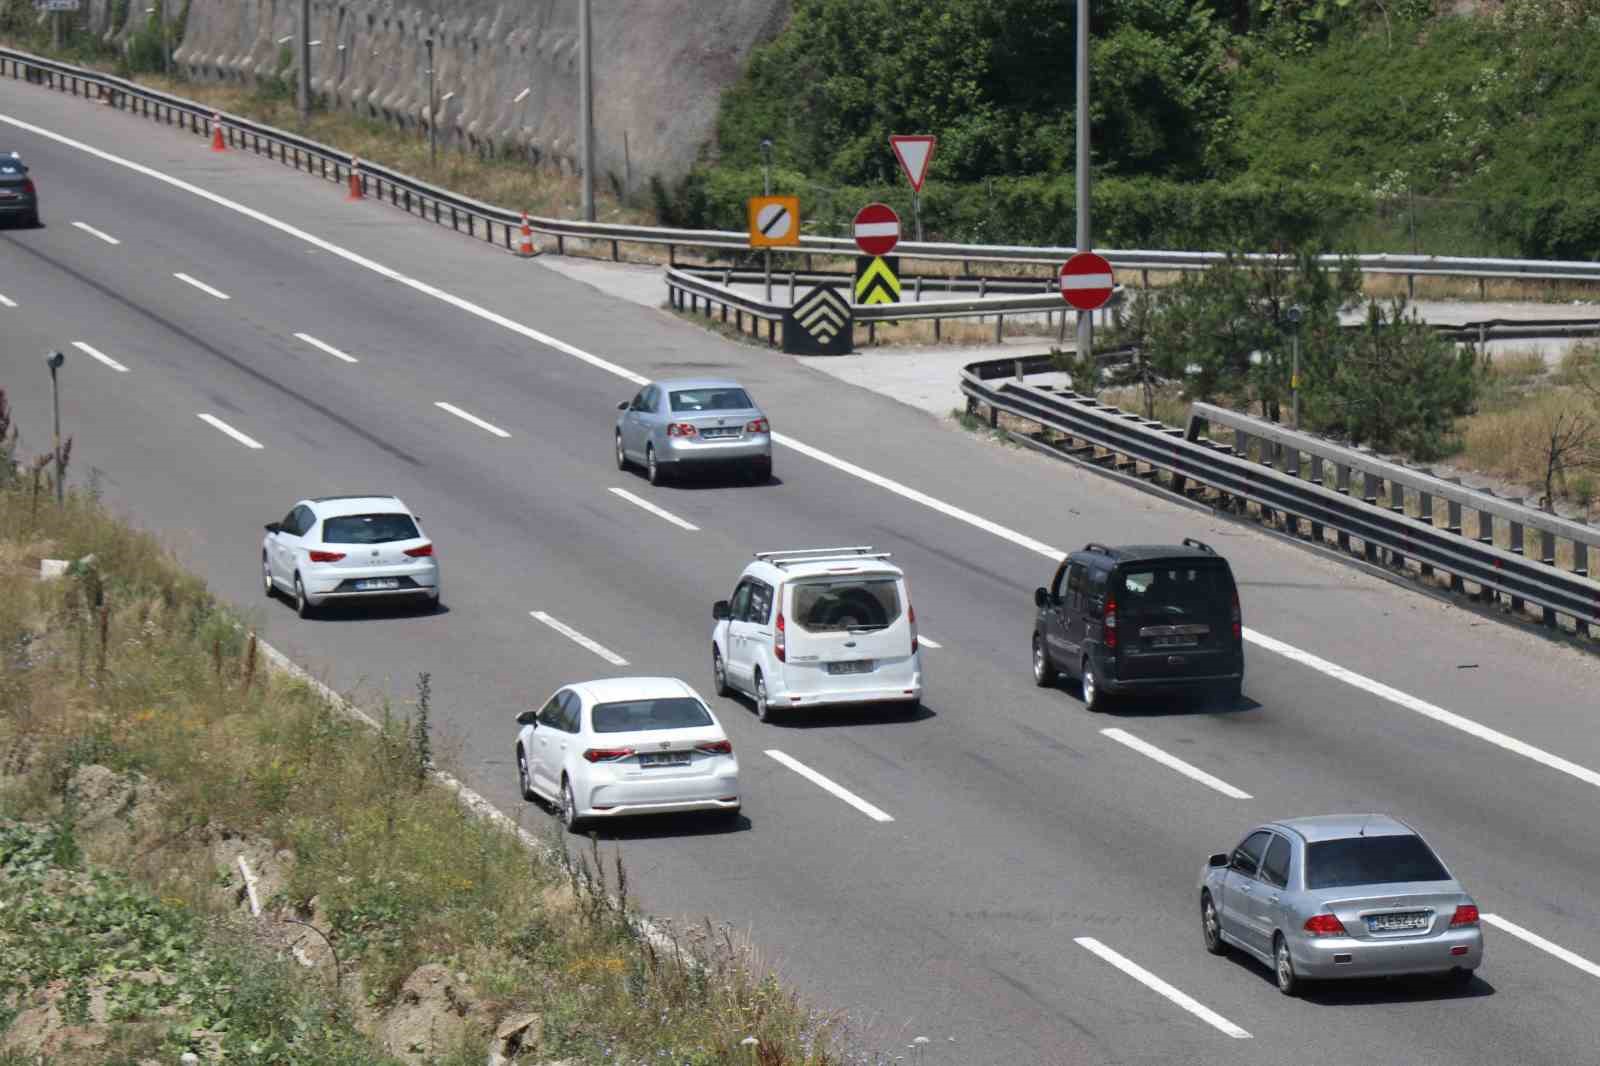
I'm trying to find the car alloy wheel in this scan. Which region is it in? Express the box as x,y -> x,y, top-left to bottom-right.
615,432 -> 628,471
516,746 -> 536,802
1202,893 -> 1226,956
262,553 -> 275,598
712,647 -> 730,697
294,574 -> 315,619
1275,935 -> 1300,996
755,673 -> 776,724
1033,634 -> 1057,687
646,446 -> 663,485
1081,660 -> 1101,711
560,777 -> 581,831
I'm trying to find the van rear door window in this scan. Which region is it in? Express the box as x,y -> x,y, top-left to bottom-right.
791,578 -> 901,633
1118,563 -> 1230,622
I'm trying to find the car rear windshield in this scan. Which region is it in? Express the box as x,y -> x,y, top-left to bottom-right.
320,513 -> 420,544
669,387 -> 752,413
1304,835 -> 1451,889
591,697 -> 715,733
791,577 -> 902,633
1118,562 -> 1233,618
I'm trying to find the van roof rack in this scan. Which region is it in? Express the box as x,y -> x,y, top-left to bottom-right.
754,546 -> 893,569
1082,542 -> 1114,556
1181,537 -> 1216,554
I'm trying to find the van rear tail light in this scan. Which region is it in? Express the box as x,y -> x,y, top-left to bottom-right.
1103,595 -> 1118,650
696,739 -> 733,755
746,418 -> 769,433
1450,905 -> 1480,928
308,550 -> 346,563
1303,914 -> 1347,937
774,611 -> 786,662
404,543 -> 434,557
909,602 -> 918,654
1231,588 -> 1242,640
22,178 -> 36,196
583,747 -> 635,763
666,423 -> 698,437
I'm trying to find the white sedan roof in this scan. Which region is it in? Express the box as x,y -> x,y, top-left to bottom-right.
569,676 -> 699,705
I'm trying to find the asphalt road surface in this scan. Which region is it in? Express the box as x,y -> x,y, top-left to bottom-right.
4,85 -> 1600,1066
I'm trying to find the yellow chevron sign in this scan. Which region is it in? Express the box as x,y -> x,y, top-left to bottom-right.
854,255 -> 901,305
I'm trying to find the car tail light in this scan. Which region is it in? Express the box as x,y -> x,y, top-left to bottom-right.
774,611 -> 786,662
909,602 -> 918,654
1303,914 -> 1348,937
696,739 -> 733,755
666,423 -> 698,437
1450,905 -> 1480,928
1231,588 -> 1242,640
404,543 -> 434,557
583,747 -> 634,763
308,550 -> 346,563
1103,595 -> 1118,650
746,418 -> 769,433
22,178 -> 35,196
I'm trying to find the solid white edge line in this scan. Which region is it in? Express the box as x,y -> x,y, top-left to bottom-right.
1482,913 -> 1600,979
1100,728 -> 1252,800
764,749 -> 894,822
607,487 -> 699,531
197,413 -> 263,450
918,636 -> 942,649
70,341 -> 130,373
173,271 -> 230,300
294,331 -> 359,363
71,220 -> 121,245
1245,628 -> 1600,791
1074,937 -> 1252,1039
435,401 -> 511,438
529,611 -> 628,666
17,108 -> 1597,797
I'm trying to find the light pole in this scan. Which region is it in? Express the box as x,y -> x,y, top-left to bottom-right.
145,5 -> 170,75
45,350 -> 64,504
1286,305 -> 1304,429
296,0 -> 311,125
760,138 -> 774,302
425,37 -> 437,168
578,0 -> 595,222
1074,0 -> 1093,366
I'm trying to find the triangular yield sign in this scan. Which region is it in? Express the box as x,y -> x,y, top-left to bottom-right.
890,135 -> 937,192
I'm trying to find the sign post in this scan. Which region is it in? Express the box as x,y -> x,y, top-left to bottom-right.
890,135 -> 936,243
1074,0 -> 1093,363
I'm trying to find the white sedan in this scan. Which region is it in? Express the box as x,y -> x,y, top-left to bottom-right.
515,677 -> 741,831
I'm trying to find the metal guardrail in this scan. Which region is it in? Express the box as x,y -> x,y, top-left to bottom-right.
9,46 -> 1600,296
665,268 -> 784,347
960,359 -> 1600,637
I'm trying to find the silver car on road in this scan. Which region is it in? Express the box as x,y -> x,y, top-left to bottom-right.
615,378 -> 772,485
1198,814 -> 1483,995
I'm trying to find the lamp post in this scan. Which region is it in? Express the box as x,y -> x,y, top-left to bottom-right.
296,0 -> 311,124
1074,0 -> 1093,367
425,37 -> 437,168
760,138 -> 774,302
45,350 -> 64,504
578,0 -> 595,222
1286,305 -> 1304,429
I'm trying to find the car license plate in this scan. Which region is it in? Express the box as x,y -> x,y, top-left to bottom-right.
1150,636 -> 1197,648
356,578 -> 400,591
639,752 -> 691,767
1367,912 -> 1430,932
827,660 -> 872,675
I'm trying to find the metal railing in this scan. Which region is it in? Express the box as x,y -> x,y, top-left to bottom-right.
9,46 -> 1600,296
666,268 -> 784,347
960,358 -> 1600,637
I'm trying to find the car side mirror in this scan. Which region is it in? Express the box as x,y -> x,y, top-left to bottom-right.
1208,852 -> 1229,869
617,400 -> 628,411
264,522 -> 281,534
1034,587 -> 1049,609
516,709 -> 539,726
713,600 -> 730,620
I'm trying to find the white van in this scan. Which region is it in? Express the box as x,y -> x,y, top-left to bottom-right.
710,547 -> 923,722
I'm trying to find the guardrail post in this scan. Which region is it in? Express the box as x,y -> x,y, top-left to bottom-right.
789,272 -> 796,303
720,302 -> 727,324
935,318 -> 943,343
1233,431 -> 1250,461
1509,521 -> 1525,614
736,309 -> 743,332
995,315 -> 1004,344
768,319 -> 776,348
1361,474 -> 1381,562
611,239 -> 620,261
988,402 -> 999,429
1540,530 -> 1557,627
1574,542 -> 1590,637
1389,481 -> 1407,569
1307,457 -> 1325,541
557,235 -> 566,254
869,321 -> 877,346
1282,447 -> 1301,535
1415,491 -> 1434,578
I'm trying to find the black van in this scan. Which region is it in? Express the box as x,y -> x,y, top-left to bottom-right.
1031,539 -> 1243,710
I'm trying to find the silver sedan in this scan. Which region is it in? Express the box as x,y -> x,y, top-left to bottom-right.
1198,814 -> 1483,995
615,378 -> 772,485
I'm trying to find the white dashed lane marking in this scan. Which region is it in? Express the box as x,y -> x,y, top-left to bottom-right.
196,413 -> 263,450
529,611 -> 628,666
765,749 -> 894,823
295,332 -> 359,364
174,272 -> 230,300
71,341 -> 129,373
1075,938 -> 1251,1039
71,220 -> 120,245
435,402 -> 510,438
607,487 -> 699,532
1100,728 -> 1252,800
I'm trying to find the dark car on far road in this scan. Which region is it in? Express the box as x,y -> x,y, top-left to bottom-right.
1032,538 -> 1243,711
0,152 -> 40,228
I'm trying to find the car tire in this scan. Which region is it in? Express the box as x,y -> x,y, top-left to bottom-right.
1201,892 -> 1227,956
294,574 -> 316,619
560,776 -> 584,833
1080,658 -> 1106,712
1032,633 -> 1057,687
516,745 -> 537,802
646,445 -> 666,486
1274,934 -> 1301,997
615,432 -> 630,471
712,647 -> 731,698
754,671 -> 780,724
262,553 -> 275,599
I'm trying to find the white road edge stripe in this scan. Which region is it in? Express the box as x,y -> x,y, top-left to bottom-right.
765,749 -> 894,822
1100,728 -> 1252,800
1074,937 -> 1252,1039
1482,913 -> 1600,980
0,294 -> 15,308
295,332 -> 359,363
435,401 -> 511,438
918,636 -> 942,649
197,413 -> 263,449
17,110 -> 1596,794
174,272 -> 230,299
71,341 -> 130,373
529,611 -> 628,666
608,487 -> 699,531
71,220 -> 120,245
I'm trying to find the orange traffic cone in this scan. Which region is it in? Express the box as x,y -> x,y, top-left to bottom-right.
210,113 -> 226,152
516,211 -> 539,257
347,158 -> 363,200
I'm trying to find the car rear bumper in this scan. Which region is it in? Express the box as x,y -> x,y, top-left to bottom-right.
585,773 -> 741,816
772,680 -> 923,708
0,200 -> 36,216
1101,669 -> 1241,693
583,796 -> 741,818
1293,926 -> 1484,979
663,437 -> 770,464
304,564 -> 439,603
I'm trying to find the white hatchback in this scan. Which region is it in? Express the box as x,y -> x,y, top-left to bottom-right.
262,495 -> 440,618
711,546 -> 923,723
515,677 -> 741,831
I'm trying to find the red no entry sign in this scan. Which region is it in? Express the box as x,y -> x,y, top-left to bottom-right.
853,202 -> 901,257
1060,252 -> 1115,311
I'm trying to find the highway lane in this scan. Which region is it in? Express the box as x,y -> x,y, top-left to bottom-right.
5,87 -> 1600,1064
